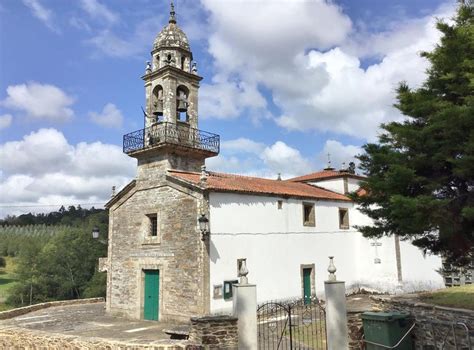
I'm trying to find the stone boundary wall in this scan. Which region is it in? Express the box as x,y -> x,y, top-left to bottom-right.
0,327 -> 201,350
189,315 -> 238,350
0,297 -> 104,320
347,310 -> 364,350
372,296 -> 474,350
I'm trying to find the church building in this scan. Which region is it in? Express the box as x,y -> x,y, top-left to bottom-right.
103,4 -> 443,322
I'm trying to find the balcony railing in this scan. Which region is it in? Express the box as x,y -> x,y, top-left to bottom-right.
123,122 -> 220,155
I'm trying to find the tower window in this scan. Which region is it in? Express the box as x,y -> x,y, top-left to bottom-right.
303,203 -> 315,227
339,208 -> 349,229
148,214 -> 158,237
181,56 -> 185,70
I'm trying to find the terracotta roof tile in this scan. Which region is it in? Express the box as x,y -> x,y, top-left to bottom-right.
168,170 -> 351,202
288,169 -> 365,182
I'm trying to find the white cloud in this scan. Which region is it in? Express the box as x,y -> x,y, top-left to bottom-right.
200,0 -> 455,140
221,138 -> 265,155
22,0 -> 59,33
261,141 -> 312,177
86,16 -> 163,58
207,138 -> 313,179
69,16 -> 92,32
0,114 -> 12,130
2,82 -> 75,122
0,129 -> 135,213
89,103 -> 123,129
79,0 -> 119,25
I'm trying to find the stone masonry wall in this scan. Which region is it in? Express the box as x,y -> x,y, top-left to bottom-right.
108,183 -> 207,321
0,298 -> 104,320
372,296 -> 474,350
189,315 -> 238,350
347,311 -> 364,350
0,327 -> 202,350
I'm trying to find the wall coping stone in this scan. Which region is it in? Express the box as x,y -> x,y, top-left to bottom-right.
370,295 -> 474,315
0,297 -> 105,320
190,315 -> 238,323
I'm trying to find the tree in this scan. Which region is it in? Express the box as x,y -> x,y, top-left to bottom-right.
354,2 -> 474,263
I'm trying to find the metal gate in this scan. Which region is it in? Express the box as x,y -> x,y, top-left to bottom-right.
257,298 -> 327,350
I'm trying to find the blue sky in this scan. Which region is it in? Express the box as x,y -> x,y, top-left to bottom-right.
0,0 -> 455,214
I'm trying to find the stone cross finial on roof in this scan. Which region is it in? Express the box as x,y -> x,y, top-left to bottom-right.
324,153 -> 335,171
169,0 -> 177,24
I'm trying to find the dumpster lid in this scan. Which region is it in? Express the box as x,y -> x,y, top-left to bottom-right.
361,311 -> 409,321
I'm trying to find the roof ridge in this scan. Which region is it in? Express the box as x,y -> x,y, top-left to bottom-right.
167,169 -> 200,175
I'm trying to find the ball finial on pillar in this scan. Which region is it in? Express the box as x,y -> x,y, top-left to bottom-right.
328,256 -> 337,281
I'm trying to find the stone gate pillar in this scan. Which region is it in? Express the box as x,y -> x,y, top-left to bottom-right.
232,260 -> 257,350
324,256 -> 349,350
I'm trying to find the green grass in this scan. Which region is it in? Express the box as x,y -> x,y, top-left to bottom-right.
420,285 -> 474,310
0,256 -> 18,310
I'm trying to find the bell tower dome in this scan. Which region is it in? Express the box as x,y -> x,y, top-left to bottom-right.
122,1 -> 219,173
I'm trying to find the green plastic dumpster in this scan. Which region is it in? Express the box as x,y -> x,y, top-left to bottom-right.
361,311 -> 414,350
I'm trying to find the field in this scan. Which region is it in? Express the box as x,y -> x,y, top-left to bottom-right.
0,257 -> 17,311
420,284 -> 474,310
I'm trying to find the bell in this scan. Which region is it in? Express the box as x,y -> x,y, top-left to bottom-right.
177,97 -> 188,113
153,99 -> 163,116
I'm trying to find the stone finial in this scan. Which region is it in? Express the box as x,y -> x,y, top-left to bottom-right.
200,165 -> 207,183
328,256 -> 337,281
169,0 -> 177,24
324,153 -> 335,171
111,186 -> 116,197
238,259 -> 249,284
277,173 -> 282,181
145,61 -> 151,74
192,62 -> 198,74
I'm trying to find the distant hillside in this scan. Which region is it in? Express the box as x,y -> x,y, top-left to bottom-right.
0,206 -> 105,226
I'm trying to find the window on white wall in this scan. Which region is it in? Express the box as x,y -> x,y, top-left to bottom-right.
303,203 -> 315,227
339,208 -> 349,229
277,200 -> 283,209
343,177 -> 349,194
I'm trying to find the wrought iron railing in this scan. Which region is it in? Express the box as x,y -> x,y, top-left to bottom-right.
123,122 -> 220,155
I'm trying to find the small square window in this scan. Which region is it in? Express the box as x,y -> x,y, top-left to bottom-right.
213,285 -> 223,299
148,214 -> 158,237
339,208 -> 349,229
277,200 -> 283,209
223,280 -> 238,300
303,203 -> 315,227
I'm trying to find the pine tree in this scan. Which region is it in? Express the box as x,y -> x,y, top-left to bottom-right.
355,2 -> 474,263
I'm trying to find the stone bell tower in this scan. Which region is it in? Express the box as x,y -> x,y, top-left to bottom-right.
122,1 -> 219,175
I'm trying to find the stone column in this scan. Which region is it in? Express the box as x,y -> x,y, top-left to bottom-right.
324,256 -> 349,350
232,260 -> 257,350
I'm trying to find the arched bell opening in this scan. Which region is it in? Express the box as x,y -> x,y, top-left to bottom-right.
152,85 -> 164,122
176,85 -> 189,122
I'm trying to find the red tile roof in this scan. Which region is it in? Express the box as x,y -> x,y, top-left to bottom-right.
168,170 -> 351,202
288,169 -> 365,182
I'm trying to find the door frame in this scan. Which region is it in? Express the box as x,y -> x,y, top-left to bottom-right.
300,263 -> 316,301
139,264 -> 162,321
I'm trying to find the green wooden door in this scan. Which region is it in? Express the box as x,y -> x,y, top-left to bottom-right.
303,268 -> 312,305
144,270 -> 159,321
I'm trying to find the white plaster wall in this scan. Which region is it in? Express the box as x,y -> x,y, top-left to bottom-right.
308,178 -> 343,193
208,193 -> 443,313
348,178 -> 361,193
308,177 -> 361,194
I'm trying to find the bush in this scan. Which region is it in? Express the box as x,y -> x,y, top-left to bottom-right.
0,256 -> 5,268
